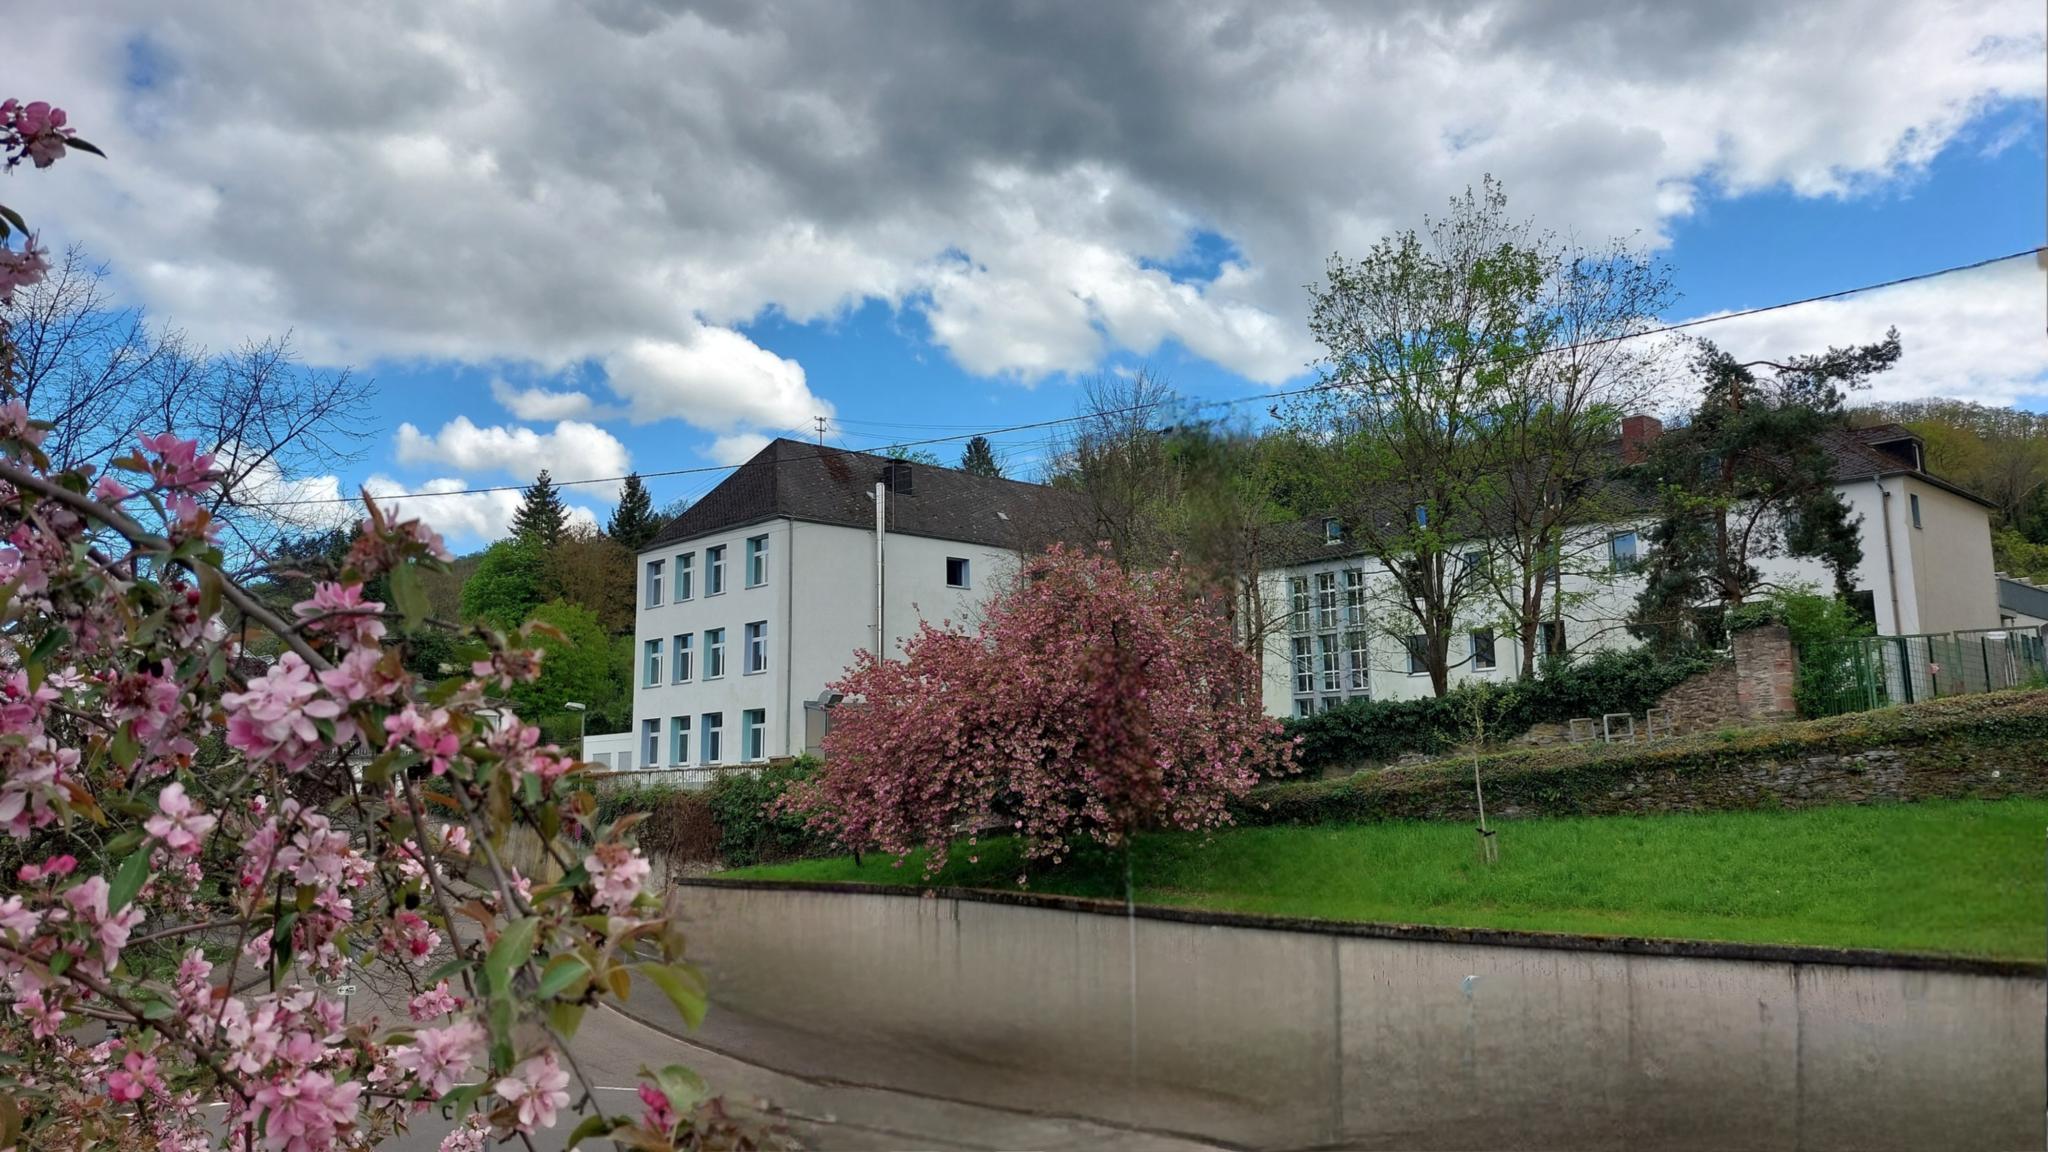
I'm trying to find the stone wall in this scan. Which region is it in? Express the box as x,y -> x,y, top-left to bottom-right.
1504,626 -> 1797,750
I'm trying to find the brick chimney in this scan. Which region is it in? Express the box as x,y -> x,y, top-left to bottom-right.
1620,414 -> 1664,463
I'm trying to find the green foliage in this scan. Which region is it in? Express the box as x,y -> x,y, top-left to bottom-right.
606,472 -> 661,551
461,536 -> 547,628
1995,528 -> 2048,581
510,600 -> 619,740
595,784 -> 721,865
1281,647 -> 1712,771
706,757 -> 827,868
1731,586 -> 1876,717
958,435 -> 1002,478
511,468 -> 569,548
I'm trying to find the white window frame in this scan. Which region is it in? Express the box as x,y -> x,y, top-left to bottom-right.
706,545 -> 727,595
744,621 -> 768,675
1470,628 -> 1496,671
640,719 -> 659,768
1291,635 -> 1313,694
642,638 -> 662,687
1405,635 -> 1429,676
1316,632 -> 1341,693
644,559 -> 664,608
746,535 -> 769,588
1608,531 -> 1639,573
1345,629 -> 1370,692
1342,569 -> 1365,626
704,628 -> 726,680
676,552 -> 694,601
672,634 -> 693,683
742,708 -> 766,762
1314,571 -> 1338,630
1289,576 -> 1310,633
669,716 -> 691,766
946,557 -> 971,588
1323,517 -> 1342,544
701,712 -> 723,765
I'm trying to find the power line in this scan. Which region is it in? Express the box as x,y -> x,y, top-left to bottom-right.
237,244 -> 2045,509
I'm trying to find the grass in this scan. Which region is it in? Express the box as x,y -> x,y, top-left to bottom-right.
723,799 -> 2048,960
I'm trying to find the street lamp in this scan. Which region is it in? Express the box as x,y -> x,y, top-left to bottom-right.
563,701 -> 587,757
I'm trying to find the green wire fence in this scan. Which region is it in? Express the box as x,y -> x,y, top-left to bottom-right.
1797,627 -> 2048,718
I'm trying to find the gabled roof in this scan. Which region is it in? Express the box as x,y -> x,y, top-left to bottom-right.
1820,425 -> 1995,508
643,438 -> 1092,554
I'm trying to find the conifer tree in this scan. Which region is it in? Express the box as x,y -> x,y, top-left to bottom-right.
606,472 -> 659,550
959,435 -> 1003,478
511,468 -> 569,548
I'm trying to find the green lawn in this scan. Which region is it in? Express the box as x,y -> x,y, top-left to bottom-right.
725,799 -> 2048,960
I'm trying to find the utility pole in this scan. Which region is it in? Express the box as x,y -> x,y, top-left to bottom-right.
815,415 -> 827,445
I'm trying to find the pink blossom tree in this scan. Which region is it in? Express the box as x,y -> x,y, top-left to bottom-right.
0,100 -> 770,1151
784,545 -> 1291,875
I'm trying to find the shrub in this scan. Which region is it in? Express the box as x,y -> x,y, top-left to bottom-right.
1732,585 -> 1874,717
1281,646 -> 1712,772
707,758 -> 831,867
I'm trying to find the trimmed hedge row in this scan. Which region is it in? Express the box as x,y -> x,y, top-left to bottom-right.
1280,647 -> 1715,771
1242,689 -> 2048,827
596,757 -> 831,868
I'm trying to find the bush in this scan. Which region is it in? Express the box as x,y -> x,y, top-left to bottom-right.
707,757 -> 832,867
1732,586 -> 1874,717
1280,646 -> 1712,772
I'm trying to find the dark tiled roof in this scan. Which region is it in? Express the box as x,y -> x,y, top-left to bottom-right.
644,438 -> 1092,554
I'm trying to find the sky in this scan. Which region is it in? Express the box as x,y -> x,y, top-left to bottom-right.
10,0 -> 2047,550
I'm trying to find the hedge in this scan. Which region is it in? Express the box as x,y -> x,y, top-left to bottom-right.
1242,688 -> 2048,827
1280,647 -> 1714,772
595,756 -> 833,869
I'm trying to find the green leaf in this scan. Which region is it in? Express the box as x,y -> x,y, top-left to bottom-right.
484,915 -> 539,992
536,954 -> 590,1000
566,1114 -> 618,1150
547,998 -> 585,1039
25,626 -> 69,670
110,725 -> 140,769
389,560 -> 428,631
487,992 -> 515,1071
108,848 -> 151,913
651,1063 -> 709,1112
636,962 -> 708,1030
521,771 -> 541,807
66,136 -> 108,158
0,204 -> 26,237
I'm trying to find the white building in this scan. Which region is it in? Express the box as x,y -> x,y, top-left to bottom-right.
1257,420 -> 2005,717
587,438 -> 1087,777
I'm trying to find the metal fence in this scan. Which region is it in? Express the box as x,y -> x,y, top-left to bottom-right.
1798,627 -> 2048,718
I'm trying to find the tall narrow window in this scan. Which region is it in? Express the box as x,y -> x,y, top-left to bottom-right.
1289,577 -> 1310,633
1316,632 -> 1342,692
1539,620 -> 1567,657
672,634 -> 693,683
1345,630 -> 1370,691
669,716 -> 690,765
742,708 -> 766,761
744,621 -> 767,674
746,535 -> 769,588
1406,635 -> 1429,676
946,557 -> 971,588
700,713 -> 723,764
640,719 -> 659,769
1342,569 -> 1365,626
676,552 -> 695,600
1314,572 -> 1338,630
706,545 -> 727,595
642,638 -> 662,686
1323,517 -> 1343,544
1470,629 -> 1497,671
644,559 -> 664,608
1909,493 -> 1922,529
704,629 -> 726,679
1292,636 -> 1313,695
1608,531 -> 1640,573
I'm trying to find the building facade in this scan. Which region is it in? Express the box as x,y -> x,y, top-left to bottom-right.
588,439 -> 1086,778
1256,421 -> 2005,717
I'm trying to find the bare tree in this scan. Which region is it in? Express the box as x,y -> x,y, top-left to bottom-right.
1048,367 -> 1179,563
4,246 -> 375,566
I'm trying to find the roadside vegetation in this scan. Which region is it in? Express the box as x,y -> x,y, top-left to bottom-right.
725,798 -> 2048,960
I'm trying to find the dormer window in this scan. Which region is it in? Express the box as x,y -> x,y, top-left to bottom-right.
1415,505 -> 1429,528
1323,517 -> 1343,544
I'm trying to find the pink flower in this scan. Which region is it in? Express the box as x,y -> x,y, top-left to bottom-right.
144,782 -> 217,855
637,1082 -> 678,1133
0,398 -> 44,447
584,842 -> 651,914
93,473 -> 132,502
107,1050 -> 162,1102
383,706 -> 459,774
494,1049 -> 571,1133
17,852 -> 77,884
249,1069 -> 362,1152
438,1115 -> 489,1152
0,894 -> 40,939
390,1018 -> 482,1097
136,433 -> 215,492
62,875 -> 145,971
292,581 -> 386,648
380,909 -> 440,966
407,980 -> 461,1021
223,654 -> 350,772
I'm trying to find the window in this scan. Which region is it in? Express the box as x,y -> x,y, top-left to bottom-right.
1323,517 -> 1343,544
742,708 -> 766,761
744,621 -> 768,674
1406,635 -> 1429,675
1909,493 -> 1922,529
1539,620 -> 1567,657
704,629 -> 726,679
642,638 -> 662,686
1289,577 -> 1310,633
640,719 -> 659,769
1314,572 -> 1339,629
700,712 -> 723,764
946,557 -> 971,588
1346,630 -> 1370,691
1849,590 -> 1877,629
644,559 -> 664,608
1342,569 -> 1365,626
1415,504 -> 1429,527
1470,629 -> 1496,671
672,634 -> 693,683
1608,531 -> 1640,573
707,545 -> 727,595
1316,633 -> 1342,692
1293,698 -> 1314,719
746,535 -> 769,587
1292,636 -> 1313,694
676,552 -> 694,601
669,716 -> 690,765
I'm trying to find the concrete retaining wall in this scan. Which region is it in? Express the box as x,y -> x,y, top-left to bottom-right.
675,881 -> 2042,1151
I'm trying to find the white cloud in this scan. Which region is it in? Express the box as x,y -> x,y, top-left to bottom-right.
489,379 -> 610,422
706,432 -> 772,466
360,475 -> 597,544
13,0 -> 2043,398
604,329 -> 830,429
1680,256 -> 2048,408
393,417 -> 632,499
